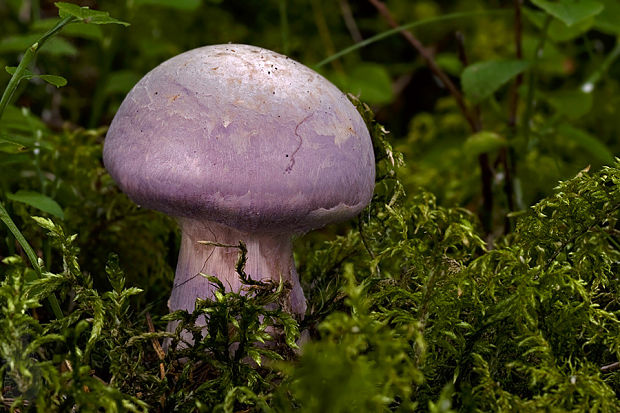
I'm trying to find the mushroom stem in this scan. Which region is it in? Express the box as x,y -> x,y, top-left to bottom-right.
168,218 -> 307,323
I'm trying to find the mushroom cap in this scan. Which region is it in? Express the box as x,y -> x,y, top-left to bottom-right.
103,44 -> 375,233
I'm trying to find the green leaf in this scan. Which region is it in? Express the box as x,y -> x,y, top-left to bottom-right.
594,0 -> 620,34
27,273 -> 66,303
30,18 -> 104,40
0,141 -> 26,153
0,133 -> 27,153
55,2 -> 130,26
247,348 -> 262,366
0,35 -> 77,56
7,190 -> 65,219
103,70 -> 141,95
315,9 -> 512,68
134,0 -> 202,10
545,90 -> 593,119
548,17 -> 594,42
25,334 -> 65,354
6,66 -> 67,87
461,60 -> 530,103
0,34 -> 43,53
63,21 -> 105,40
0,106 -> 48,134
330,63 -> 393,105
523,8 -> 545,30
463,131 -> 506,156
42,36 -> 79,56
121,287 -> 143,298
86,295 -> 105,355
436,53 -> 463,76
39,74 -> 68,87
557,124 -> 614,164
0,153 -> 31,165
521,35 -> 566,74
531,0 -> 604,26
31,216 -> 57,232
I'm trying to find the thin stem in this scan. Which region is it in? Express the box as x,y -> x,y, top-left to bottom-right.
601,361 -> 620,372
522,15 -> 552,144
455,31 -> 482,131
145,312 -> 166,379
508,0 -> 523,129
478,153 -> 494,234
279,0 -> 290,55
0,202 -> 63,319
0,15 -> 73,320
32,0 -> 40,22
357,218 -> 380,277
339,0 -> 363,43
315,9 -> 511,68
582,39 -> 620,93
311,0 -> 343,72
455,31 -> 493,233
88,1 -> 131,127
0,15 -> 74,123
88,29 -> 121,127
501,0 -> 523,232
369,0 -> 479,132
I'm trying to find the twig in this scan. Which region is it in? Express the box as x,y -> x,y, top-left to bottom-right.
370,0 -> 497,234
197,240 -> 240,249
357,218 -> 380,276
368,0 -> 478,132
0,204 -> 64,319
601,361 -> 620,372
339,0 -> 363,43
316,9 -> 512,68
146,312 -> 166,379
582,40 -> 620,92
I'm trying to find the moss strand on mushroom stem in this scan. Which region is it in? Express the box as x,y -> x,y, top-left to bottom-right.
167,219 -> 306,341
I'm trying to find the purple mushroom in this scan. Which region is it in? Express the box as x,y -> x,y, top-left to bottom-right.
103,44 -> 375,328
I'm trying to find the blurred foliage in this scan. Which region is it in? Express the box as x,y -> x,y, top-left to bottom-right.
1,0 -> 620,411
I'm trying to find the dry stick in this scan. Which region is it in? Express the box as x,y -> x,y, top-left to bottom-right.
369,0 -> 496,233
146,312 -> 166,379
601,361 -> 620,372
368,0 -> 479,132
339,0 -> 363,43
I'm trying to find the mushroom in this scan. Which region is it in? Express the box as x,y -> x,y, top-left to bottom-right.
103,44 -> 375,330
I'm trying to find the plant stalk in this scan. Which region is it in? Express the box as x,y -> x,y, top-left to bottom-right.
0,202 -> 63,319
166,218 -> 306,341
0,15 -> 75,123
